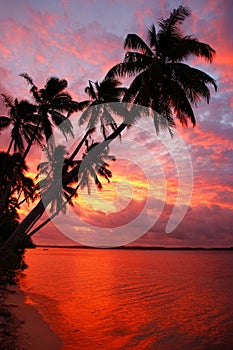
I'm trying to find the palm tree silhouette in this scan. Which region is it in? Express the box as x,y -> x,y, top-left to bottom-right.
0,95 -> 42,155
0,6 -> 218,259
0,75 -> 79,212
27,141 -> 115,237
106,5 -> 217,135
66,77 -> 126,167
78,139 -> 115,194
37,145 -> 79,214
0,96 -> 42,186
0,96 -> 42,211
0,152 -> 36,226
0,153 -> 36,249
79,78 -> 126,139
19,73 -> 79,152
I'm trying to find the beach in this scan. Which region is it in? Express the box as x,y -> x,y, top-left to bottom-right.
0,285 -> 62,350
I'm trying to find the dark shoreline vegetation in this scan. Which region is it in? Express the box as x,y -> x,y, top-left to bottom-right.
0,5 -> 217,269
0,251 -> 27,286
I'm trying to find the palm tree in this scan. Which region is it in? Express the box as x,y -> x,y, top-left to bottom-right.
0,168 -> 35,250
27,141 -> 115,237
65,77 -> 126,168
0,96 -> 42,187
78,139 -> 115,194
79,78 -> 126,139
19,73 -> 79,152
0,95 -> 41,155
0,96 -> 42,212
106,5 -> 217,135
0,152 -> 36,207
0,139 -> 116,253
37,145 -> 79,214
0,6 -> 217,260
0,152 -> 36,234
0,75 -> 79,212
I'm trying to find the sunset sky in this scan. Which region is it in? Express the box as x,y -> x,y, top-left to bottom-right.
0,0 -> 232,247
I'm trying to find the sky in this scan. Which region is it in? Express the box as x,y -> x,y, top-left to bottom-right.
0,0 -> 232,247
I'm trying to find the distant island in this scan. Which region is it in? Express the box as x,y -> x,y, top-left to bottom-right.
36,245 -> 233,251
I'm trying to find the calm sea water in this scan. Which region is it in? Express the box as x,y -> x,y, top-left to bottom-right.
19,248 -> 233,350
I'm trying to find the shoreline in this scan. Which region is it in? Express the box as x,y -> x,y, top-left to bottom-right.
36,245 -> 233,250
0,284 -> 62,350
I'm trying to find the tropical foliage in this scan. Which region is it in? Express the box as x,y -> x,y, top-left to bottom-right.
0,96 -> 41,155
79,78 -> 126,138
19,74 -> 79,151
106,5 -> 217,135
0,152 -> 36,249
0,5 -> 217,260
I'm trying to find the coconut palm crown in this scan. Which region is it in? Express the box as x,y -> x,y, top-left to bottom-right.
0,96 -> 42,155
79,78 -> 126,139
19,74 -> 80,151
106,5 -> 217,135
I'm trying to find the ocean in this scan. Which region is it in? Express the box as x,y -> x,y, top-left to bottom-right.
19,248 -> 233,349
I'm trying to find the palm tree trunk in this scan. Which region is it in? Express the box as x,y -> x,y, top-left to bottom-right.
68,129 -> 91,163
26,122 -> 127,237
6,138 -> 14,156
105,122 -> 127,143
26,213 -> 53,238
0,199 -> 45,262
0,177 -> 62,261
0,121 -> 128,260
27,183 -> 80,238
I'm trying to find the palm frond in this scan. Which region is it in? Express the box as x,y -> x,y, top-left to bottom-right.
122,72 -> 144,103
168,80 -> 196,126
158,5 -> 191,36
22,123 -> 42,145
37,162 -> 48,172
125,103 -> 149,125
85,81 -> 97,99
19,73 -> 41,103
171,63 -> 217,103
17,100 -> 37,116
0,116 -> 11,130
86,105 -> 103,130
106,102 -> 130,120
1,94 -> 14,109
78,100 -> 91,111
79,106 -> 93,126
147,24 -> 158,52
43,77 -> 68,100
168,36 -> 216,62
124,34 -> 153,56
19,73 -> 34,86
105,62 -> 144,79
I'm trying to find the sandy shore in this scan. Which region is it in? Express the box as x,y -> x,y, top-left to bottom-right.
0,284 -> 62,350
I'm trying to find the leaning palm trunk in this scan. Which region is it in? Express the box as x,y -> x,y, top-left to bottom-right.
23,130 -> 93,238
24,126 -> 121,239
0,200 -> 45,261
0,177 -> 63,262
0,121 -> 127,261
27,183 -> 80,238
68,129 -> 91,163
